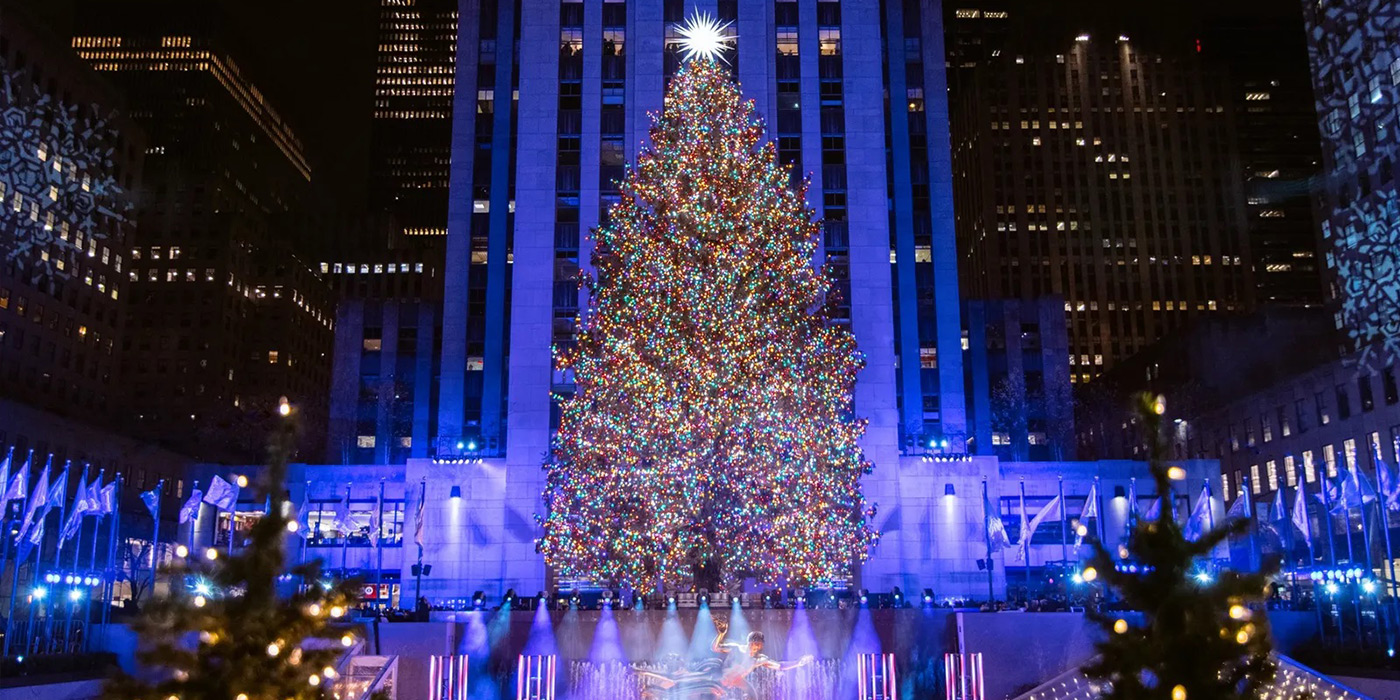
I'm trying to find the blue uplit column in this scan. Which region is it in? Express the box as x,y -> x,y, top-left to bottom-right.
919,0 -> 968,446
479,0 -> 520,448
437,0 -> 485,448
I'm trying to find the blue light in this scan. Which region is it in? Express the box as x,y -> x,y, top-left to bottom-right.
194,581 -> 213,596
67,589 -> 82,602
1389,648 -> 1395,658
32,586 -> 47,601
1071,573 -> 1084,585
1363,580 -> 1377,594
467,440 -> 478,451
1194,572 -> 1212,584
1326,582 -> 1340,595
1127,565 -> 1138,573
456,441 -> 465,450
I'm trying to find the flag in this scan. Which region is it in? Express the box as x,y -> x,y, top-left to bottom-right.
16,458 -> 52,545
99,481 -> 117,515
1126,479 -> 1140,528
58,466 -> 91,544
369,490 -> 383,546
333,490 -> 355,534
413,488 -> 425,548
1143,498 -> 1161,521
1378,456 -> 1400,511
1293,485 -> 1312,547
1271,488 -> 1287,521
83,474 -> 102,515
1076,482 -> 1099,546
1226,492 -> 1250,519
1017,495 -> 1062,562
0,449 -> 10,506
179,487 -> 204,524
984,489 -> 1010,551
1184,486 -> 1212,541
140,487 -> 161,519
1355,468 -> 1379,505
45,464 -> 68,514
2,451 -> 28,503
294,493 -> 311,539
203,475 -> 239,511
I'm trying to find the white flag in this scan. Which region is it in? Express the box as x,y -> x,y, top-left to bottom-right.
2,451 -> 28,503
1017,495 -> 1062,562
1292,486 -> 1312,547
1075,483 -> 1099,546
1184,486 -> 1212,541
203,475 -> 239,511
16,458 -> 52,545
333,491 -> 356,535
178,487 -> 204,524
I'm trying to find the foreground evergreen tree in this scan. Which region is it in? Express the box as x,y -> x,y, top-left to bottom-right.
1083,394 -> 1276,700
105,405 -> 362,700
538,51 -> 875,592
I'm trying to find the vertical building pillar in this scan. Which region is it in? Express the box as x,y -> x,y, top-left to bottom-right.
438,0 -> 485,448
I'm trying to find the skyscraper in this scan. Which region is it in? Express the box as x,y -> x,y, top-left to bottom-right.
951,29 -> 1256,380
371,0 -> 458,242
70,3 -> 335,460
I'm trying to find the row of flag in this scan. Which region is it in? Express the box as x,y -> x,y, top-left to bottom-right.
0,450 -> 120,558
982,478 -> 1218,559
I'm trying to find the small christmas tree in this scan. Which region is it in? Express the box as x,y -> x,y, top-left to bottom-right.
538,28 -> 875,592
1083,393 -> 1276,700
105,402 -> 362,700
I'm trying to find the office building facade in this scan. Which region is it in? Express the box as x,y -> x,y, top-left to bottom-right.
70,5 -> 336,461
0,8 -> 143,429
951,29 -> 1256,380
372,0 -> 459,242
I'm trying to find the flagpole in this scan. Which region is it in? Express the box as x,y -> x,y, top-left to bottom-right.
99,473 -> 122,644
1,450 -> 32,658
1243,478 -> 1261,572
1058,477 -> 1068,582
0,447 -> 13,596
1126,477 -> 1137,541
1019,480 -> 1030,595
59,464 -> 90,653
1379,450 -> 1400,647
82,473 -> 107,654
341,484 -> 351,579
1094,477 -> 1105,545
414,478 -> 426,611
375,479 -> 385,610
149,480 -> 164,597
298,481 -> 310,568
1304,485 -> 1326,645
40,462 -> 70,654
981,480 -> 995,602
187,480 -> 200,552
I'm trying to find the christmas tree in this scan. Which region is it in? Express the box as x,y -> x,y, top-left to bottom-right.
104,401 -> 363,700
538,25 -> 875,593
1083,394 -> 1276,700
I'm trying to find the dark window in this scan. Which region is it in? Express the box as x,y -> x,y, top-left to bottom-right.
1360,375 -> 1375,412
1385,367 -> 1399,405
1337,385 -> 1352,420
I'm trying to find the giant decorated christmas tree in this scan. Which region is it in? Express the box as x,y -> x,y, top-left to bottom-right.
539,19 -> 876,593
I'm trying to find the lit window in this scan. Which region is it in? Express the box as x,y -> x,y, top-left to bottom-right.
363,339 -> 382,352
357,436 -> 376,449
398,437 -> 412,448
268,351 -> 279,364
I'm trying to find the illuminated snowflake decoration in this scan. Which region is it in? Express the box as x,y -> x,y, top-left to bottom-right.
1306,0 -> 1400,371
675,11 -> 736,63
0,59 -> 131,278
1330,192 -> 1400,371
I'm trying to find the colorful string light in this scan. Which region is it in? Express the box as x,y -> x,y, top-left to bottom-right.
538,58 -> 876,592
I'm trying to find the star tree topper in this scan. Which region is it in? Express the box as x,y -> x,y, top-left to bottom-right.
676,11 -> 737,63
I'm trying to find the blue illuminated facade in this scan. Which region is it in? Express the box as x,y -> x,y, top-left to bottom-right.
426,0 -> 967,466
